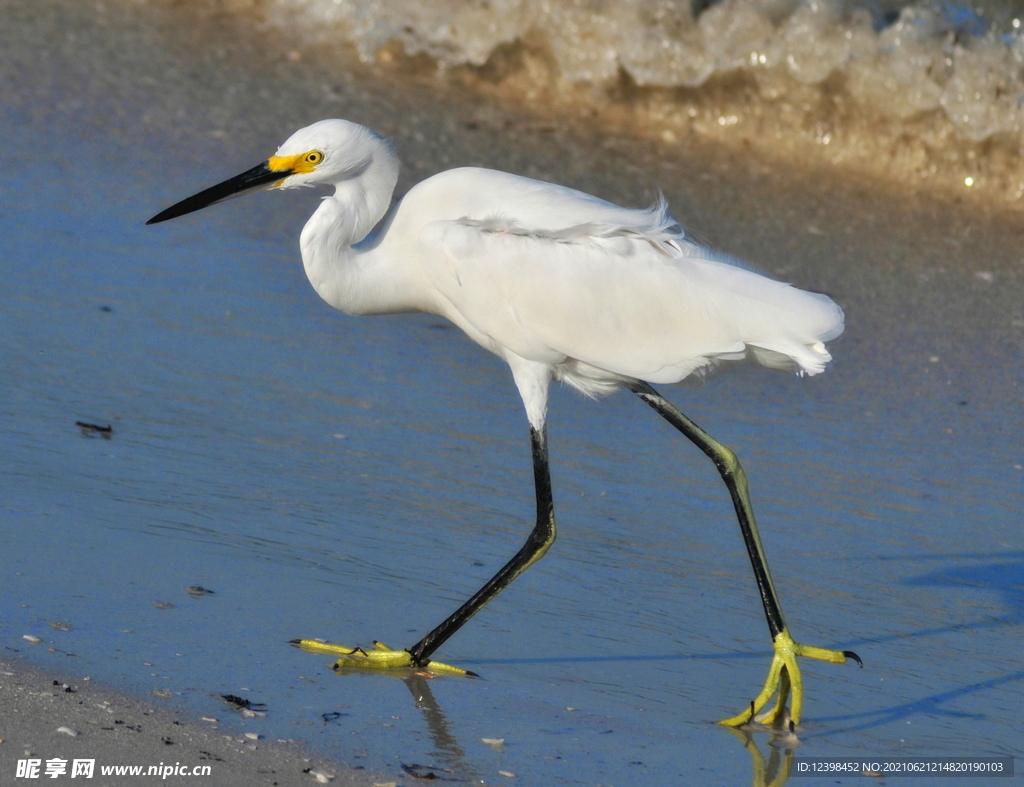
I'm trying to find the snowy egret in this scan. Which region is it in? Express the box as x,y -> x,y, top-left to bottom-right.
148,119 -> 860,727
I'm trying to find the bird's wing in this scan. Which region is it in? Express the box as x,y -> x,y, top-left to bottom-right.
419,209 -> 843,387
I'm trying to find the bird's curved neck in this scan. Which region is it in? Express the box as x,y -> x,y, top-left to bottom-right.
299,148 -> 419,316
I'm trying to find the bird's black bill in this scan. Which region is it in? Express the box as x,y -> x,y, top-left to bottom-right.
146,161 -> 292,225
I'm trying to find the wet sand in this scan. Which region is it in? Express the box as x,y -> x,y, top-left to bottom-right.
0,658 -> 383,786
3,0 -> 1022,784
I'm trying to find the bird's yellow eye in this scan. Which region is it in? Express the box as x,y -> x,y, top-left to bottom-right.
268,150 -> 322,174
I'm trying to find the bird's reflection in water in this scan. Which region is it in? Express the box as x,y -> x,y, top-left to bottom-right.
727,726 -> 797,787
324,658 -> 804,785
394,675 -> 804,787
323,662 -> 477,780
399,673 -> 470,773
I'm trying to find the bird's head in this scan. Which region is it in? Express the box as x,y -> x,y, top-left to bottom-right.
147,119 -> 395,225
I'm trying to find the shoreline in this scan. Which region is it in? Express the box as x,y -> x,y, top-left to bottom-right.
0,655 -> 388,786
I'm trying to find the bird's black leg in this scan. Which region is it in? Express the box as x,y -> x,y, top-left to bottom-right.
629,381 -> 786,638
628,381 -> 857,726
292,425 -> 556,676
407,424 -> 556,665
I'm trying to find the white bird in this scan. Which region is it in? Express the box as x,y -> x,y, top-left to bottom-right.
148,118 -> 859,728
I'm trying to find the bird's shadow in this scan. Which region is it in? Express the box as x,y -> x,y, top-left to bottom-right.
804,554 -> 1024,737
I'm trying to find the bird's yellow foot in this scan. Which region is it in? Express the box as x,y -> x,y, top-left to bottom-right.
718,629 -> 861,729
290,639 -> 476,677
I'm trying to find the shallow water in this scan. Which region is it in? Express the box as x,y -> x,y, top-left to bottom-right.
2,1 -> 1023,785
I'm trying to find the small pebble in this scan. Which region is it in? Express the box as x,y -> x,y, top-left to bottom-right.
76,421 -> 113,439
22,635 -> 42,645
201,717 -> 219,724
152,602 -> 174,609
498,770 -> 516,778
51,622 -> 72,631
480,737 -> 505,750
56,727 -> 79,737
310,771 -> 334,783
244,732 -> 261,741
186,586 -> 215,596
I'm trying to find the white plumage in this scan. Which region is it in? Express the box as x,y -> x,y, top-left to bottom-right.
280,120 -> 842,427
